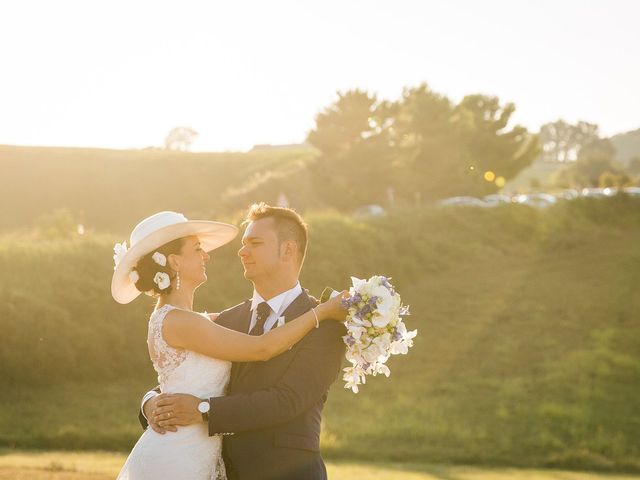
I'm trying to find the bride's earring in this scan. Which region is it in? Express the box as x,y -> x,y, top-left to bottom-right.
175,271 -> 181,291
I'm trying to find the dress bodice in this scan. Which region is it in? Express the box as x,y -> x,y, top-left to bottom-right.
147,304 -> 231,398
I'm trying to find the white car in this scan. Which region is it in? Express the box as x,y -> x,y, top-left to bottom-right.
482,194 -> 513,207
353,204 -> 386,218
580,187 -> 617,198
555,189 -> 580,200
514,193 -> 557,208
438,196 -> 486,207
622,187 -> 640,198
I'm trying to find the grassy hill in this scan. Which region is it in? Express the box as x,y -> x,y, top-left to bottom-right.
0,145 -> 316,233
1,199 -> 639,471
610,128 -> 640,166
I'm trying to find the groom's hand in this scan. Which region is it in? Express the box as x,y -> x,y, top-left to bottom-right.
153,393 -> 203,429
143,394 -> 174,434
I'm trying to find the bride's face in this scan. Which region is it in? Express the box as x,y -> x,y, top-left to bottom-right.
172,235 -> 210,287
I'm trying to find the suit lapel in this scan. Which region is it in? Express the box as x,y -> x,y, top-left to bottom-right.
216,300 -> 251,332
282,290 -> 314,323
233,290 -> 314,384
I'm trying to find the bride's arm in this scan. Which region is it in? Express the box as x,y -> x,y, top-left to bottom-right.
162,294 -> 346,362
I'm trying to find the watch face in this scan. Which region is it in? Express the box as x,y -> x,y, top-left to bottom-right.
198,401 -> 210,413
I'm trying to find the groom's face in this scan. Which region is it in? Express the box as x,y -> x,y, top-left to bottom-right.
238,217 -> 283,281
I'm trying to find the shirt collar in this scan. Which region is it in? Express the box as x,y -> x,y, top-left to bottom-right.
251,282 -> 303,318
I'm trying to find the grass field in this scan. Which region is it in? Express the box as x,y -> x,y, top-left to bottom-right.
2,199 -> 640,471
1,450 -> 640,480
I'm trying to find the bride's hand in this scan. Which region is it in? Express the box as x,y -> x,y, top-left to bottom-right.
315,290 -> 349,323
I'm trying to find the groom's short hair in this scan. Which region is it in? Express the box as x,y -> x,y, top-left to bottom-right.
244,202 -> 308,264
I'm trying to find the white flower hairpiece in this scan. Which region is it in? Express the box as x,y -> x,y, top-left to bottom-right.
153,272 -> 171,290
113,241 -> 128,270
152,252 -> 167,267
128,270 -> 140,284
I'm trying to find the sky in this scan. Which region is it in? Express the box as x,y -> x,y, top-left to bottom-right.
0,0 -> 638,152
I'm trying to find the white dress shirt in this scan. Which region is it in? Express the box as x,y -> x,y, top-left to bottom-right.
247,282 -> 303,333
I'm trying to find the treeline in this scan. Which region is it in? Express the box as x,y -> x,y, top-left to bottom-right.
304,85 -> 539,207
537,120 -> 640,189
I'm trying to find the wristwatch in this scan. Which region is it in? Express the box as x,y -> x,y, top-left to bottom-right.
198,399 -> 210,422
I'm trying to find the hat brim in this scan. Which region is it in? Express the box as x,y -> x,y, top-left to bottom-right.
111,220 -> 239,304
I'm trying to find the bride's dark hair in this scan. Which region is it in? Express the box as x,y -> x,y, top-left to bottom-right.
133,237 -> 186,296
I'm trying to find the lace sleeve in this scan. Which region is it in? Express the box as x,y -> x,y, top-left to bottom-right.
147,304 -> 188,383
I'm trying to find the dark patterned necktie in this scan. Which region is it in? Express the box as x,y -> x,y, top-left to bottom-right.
250,301 -> 272,336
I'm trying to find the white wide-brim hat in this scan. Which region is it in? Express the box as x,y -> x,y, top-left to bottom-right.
111,211 -> 238,304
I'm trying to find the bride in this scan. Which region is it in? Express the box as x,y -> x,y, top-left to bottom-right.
111,211 -> 347,480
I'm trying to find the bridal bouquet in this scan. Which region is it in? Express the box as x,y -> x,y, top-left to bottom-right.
324,276 -> 416,393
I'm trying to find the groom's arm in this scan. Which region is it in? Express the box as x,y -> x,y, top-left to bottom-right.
207,321 -> 346,435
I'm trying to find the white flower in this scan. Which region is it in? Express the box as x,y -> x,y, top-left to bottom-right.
113,241 -> 128,270
339,275 -> 415,393
153,272 -> 171,290
128,270 -> 140,284
347,324 -> 367,340
389,321 -> 418,355
373,364 -> 391,377
371,311 -> 392,328
152,252 -> 167,267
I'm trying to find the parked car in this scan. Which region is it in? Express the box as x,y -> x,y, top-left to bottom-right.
555,189 -> 580,200
482,194 -> 513,207
438,196 -> 486,207
353,204 -> 386,218
622,186 -> 640,198
580,187 -> 617,198
514,193 -> 557,208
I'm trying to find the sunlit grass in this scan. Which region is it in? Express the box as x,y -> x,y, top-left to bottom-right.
2,451 -> 640,480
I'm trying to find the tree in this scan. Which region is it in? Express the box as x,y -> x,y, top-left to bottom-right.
165,127 -> 198,151
307,90 -> 380,156
456,94 -> 539,194
627,156 -> 640,175
552,139 -> 622,188
390,84 -> 460,198
305,84 -> 540,208
538,120 -> 599,162
306,90 -> 397,208
393,88 -> 537,198
598,171 -> 630,188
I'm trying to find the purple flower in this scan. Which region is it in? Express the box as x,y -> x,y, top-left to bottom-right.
343,335 -> 356,346
380,276 -> 394,292
360,303 -> 373,316
392,328 -> 402,341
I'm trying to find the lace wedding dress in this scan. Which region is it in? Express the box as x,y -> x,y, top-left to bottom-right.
117,304 -> 231,480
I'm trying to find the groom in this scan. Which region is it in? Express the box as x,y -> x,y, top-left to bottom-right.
138,203 -> 346,480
